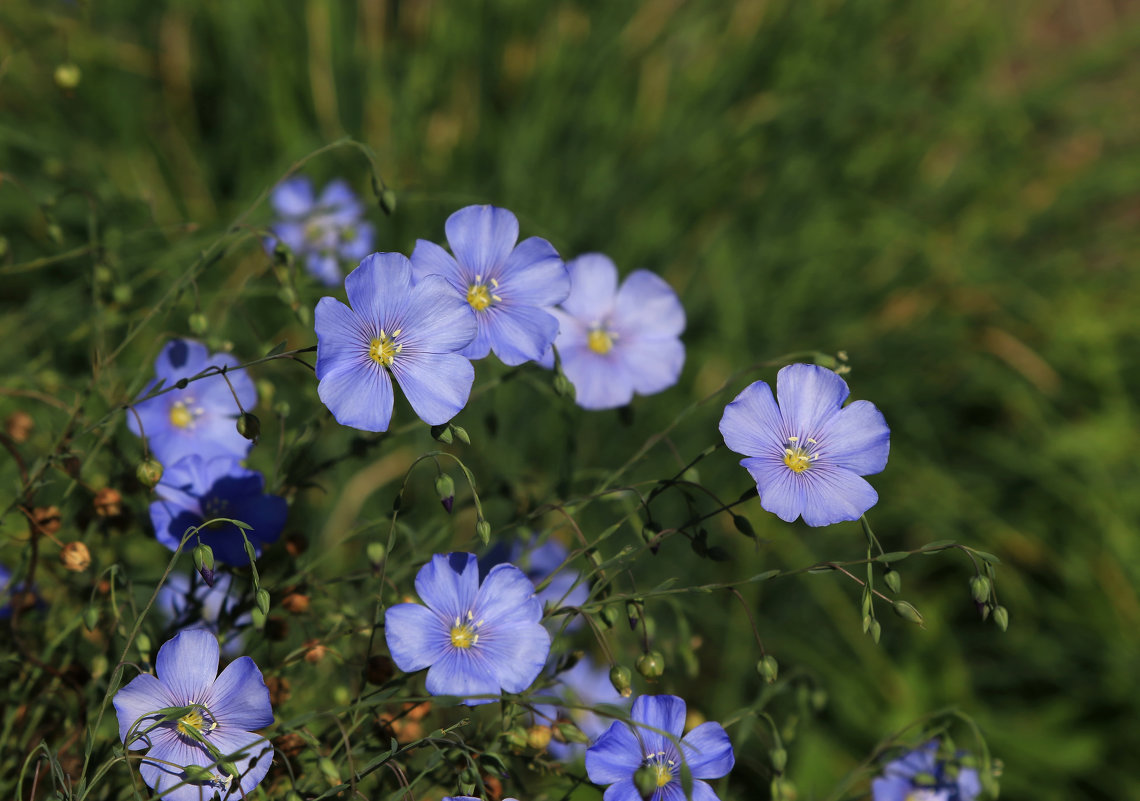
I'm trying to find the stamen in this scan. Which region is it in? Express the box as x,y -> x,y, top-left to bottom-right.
369,332 -> 400,367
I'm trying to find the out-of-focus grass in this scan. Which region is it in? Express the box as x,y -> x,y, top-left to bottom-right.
1,1 -> 1139,799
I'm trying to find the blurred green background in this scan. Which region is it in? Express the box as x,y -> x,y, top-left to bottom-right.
2,1 -> 1139,799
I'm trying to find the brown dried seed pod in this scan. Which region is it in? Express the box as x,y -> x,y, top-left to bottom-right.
31,506 -> 62,535
60,541 -> 91,571
93,488 -> 123,517
281,592 -> 310,614
264,676 -> 292,706
5,411 -> 33,443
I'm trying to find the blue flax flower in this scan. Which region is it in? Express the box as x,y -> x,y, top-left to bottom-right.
315,252 -> 477,432
0,564 -> 14,618
112,629 -> 273,801
873,741 -> 981,801
586,694 -> 734,801
718,363 -> 890,527
482,535 -> 590,631
150,455 -> 287,565
128,339 -> 257,467
411,205 -> 569,365
550,254 -> 685,410
157,571 -> 250,655
267,176 -> 375,286
535,656 -> 629,762
384,553 -> 551,706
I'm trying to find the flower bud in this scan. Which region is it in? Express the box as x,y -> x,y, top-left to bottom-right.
430,423 -> 453,444
218,761 -> 241,780
770,746 -> 788,773
83,606 -> 99,631
281,592 -> 309,614
599,604 -> 620,629
553,371 -> 576,400
366,542 -> 386,567
451,424 -> 470,445
137,458 -> 164,488
993,605 -> 1009,631
187,313 -> 208,336
609,665 -> 633,697
256,589 -> 271,616
192,543 -> 215,574
504,726 -> 529,749
379,188 -> 398,216
634,765 -> 659,798
555,722 -> 589,744
434,473 -> 455,514
732,514 -> 756,539
892,600 -> 924,625
756,655 -> 779,684
870,619 -> 882,643
60,541 -> 91,572
476,518 -> 491,545
236,412 -> 260,442
5,411 -> 33,443
93,487 -> 122,517
181,765 -> 216,783
970,575 -> 991,604
636,650 -> 665,679
526,725 -> 552,750
883,569 -> 902,594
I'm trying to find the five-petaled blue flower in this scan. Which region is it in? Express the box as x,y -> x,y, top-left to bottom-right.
550,254 -> 685,410
149,455 -> 287,565
314,252 -> 478,432
112,629 -> 273,801
384,553 -> 551,706
128,340 -> 258,468
586,694 -> 734,801
872,741 -> 982,801
718,363 -> 890,527
266,176 -> 375,286
482,535 -> 590,631
411,205 -> 569,365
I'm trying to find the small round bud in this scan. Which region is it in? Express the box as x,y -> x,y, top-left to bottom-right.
255,588 -> 271,616
192,543 -> 215,574
475,518 -> 491,545
434,473 -> 455,514
609,665 -> 633,697
451,424 -> 470,445
634,765 -> 659,798
993,605 -> 1009,631
970,575 -> 991,604
281,592 -> 309,614
83,606 -> 99,631
5,411 -> 33,443
364,654 -> 394,685
883,569 -> 902,594
366,542 -> 386,567
60,541 -> 91,572
757,654 -> 779,684
93,487 -> 123,517
770,746 -> 788,773
304,641 -> 328,664
379,188 -> 397,216
54,62 -> 82,89
218,761 -> 241,780
274,400 -> 291,418
430,423 -> 454,444
553,371 -> 576,400
31,506 -> 62,535
636,650 -> 665,679
137,458 -> 164,488
892,600 -> 924,625
111,284 -> 132,304
187,313 -> 208,335
236,412 -> 260,442
526,725 -> 552,750
869,619 -> 882,643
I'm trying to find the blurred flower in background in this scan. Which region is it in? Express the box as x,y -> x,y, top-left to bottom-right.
155,570 -> 250,655
266,177 -> 375,286
482,535 -> 589,631
872,740 -> 981,801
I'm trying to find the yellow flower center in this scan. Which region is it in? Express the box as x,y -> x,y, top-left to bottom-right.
369,330 -> 402,367
177,708 -> 205,737
587,327 -> 616,355
653,762 -> 673,787
169,402 -> 194,429
466,275 -> 501,312
449,610 -> 482,649
783,436 -> 819,473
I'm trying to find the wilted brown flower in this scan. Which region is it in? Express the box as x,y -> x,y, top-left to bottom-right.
60,541 -> 91,571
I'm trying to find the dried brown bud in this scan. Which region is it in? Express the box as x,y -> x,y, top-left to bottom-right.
264,676 -> 292,706
31,506 -> 62,535
275,732 -> 305,758
283,532 -> 308,558
303,640 -> 328,664
60,541 -> 91,571
481,774 -> 503,801
5,411 -> 33,443
93,488 -> 123,517
365,654 -> 395,685
281,592 -> 310,614
526,725 -> 552,750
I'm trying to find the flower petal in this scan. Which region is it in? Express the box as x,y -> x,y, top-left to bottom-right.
445,205 -> 519,277
345,252 -> 414,327
385,602 -> 450,672
400,274 -> 478,354
317,358 -> 395,433
472,621 -> 550,694
481,304 -> 561,366
497,237 -> 568,307
719,380 -> 786,458
415,553 -> 480,621
871,776 -> 912,801
614,270 -> 685,339
267,221 -> 306,252
742,456 -> 804,524
315,297 -> 370,379
317,179 -> 363,225
138,727 -> 215,801
474,564 -> 543,625
425,647 -> 501,705
339,221 -> 376,262
410,238 -> 467,288
306,253 -> 343,287
686,779 -> 723,801
775,364 -> 848,437
223,494 -> 287,553
616,336 -> 685,396
681,722 -> 734,780
156,629 -> 219,705
632,695 -> 686,753
206,727 -> 274,799
586,720 -> 643,784
562,253 -> 618,320
271,177 -> 315,218
558,345 -> 634,411
113,673 -> 178,749
390,351 -> 474,425
603,780 -> 643,801
799,467 -> 879,527
204,656 -> 273,731
819,399 -> 890,475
